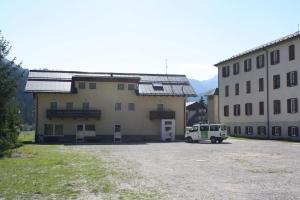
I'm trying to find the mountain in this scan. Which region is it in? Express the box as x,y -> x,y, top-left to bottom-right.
188,75 -> 218,101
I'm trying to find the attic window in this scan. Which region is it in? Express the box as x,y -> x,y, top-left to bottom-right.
152,82 -> 163,91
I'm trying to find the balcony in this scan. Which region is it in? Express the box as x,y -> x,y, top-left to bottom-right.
46,109 -> 101,119
149,110 -> 175,120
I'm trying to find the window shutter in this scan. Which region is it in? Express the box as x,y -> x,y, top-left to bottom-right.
295,99 -> 298,113
287,72 -> 291,87
295,71 -> 298,85
270,52 -> 274,65
272,127 -> 274,135
288,127 -> 291,136
262,55 -> 265,67
256,57 -> 259,68
244,60 -> 247,71
277,50 -> 280,63
279,127 -> 281,136
296,127 -> 299,136
287,99 -> 291,113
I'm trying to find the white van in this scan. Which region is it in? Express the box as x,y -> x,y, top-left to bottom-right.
185,124 -> 228,143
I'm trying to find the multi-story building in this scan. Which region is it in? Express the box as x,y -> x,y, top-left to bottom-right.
215,32 -> 300,141
205,88 -> 219,123
25,70 -> 196,143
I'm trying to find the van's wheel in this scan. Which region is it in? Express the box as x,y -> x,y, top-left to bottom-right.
186,137 -> 193,143
218,139 -> 223,143
210,137 -> 217,144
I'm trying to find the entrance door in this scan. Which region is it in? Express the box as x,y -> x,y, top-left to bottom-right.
161,119 -> 176,141
76,124 -> 85,142
114,124 -> 122,143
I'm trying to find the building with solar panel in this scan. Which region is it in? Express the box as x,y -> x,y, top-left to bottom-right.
25,70 -> 197,143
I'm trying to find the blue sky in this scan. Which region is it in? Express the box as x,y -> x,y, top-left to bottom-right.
1,0 -> 300,80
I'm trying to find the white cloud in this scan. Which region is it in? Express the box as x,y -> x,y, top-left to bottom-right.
170,64 -> 218,81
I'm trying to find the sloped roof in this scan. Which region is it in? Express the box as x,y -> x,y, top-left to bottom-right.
25,70 -> 197,97
215,31 -> 300,66
205,88 -> 218,96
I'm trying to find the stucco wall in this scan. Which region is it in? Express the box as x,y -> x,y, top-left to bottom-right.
36,81 -> 186,140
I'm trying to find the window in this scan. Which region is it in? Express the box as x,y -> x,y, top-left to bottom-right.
128,103 -> 135,111
256,54 -> 265,68
225,85 -> 229,97
246,81 -> 251,94
50,102 -> 57,110
272,126 -> 281,136
273,75 -> 280,89
128,83 -> 136,90
287,71 -> 298,87
117,83 -> 124,90
115,103 -> 122,111
85,124 -> 96,131
224,105 -> 229,117
77,125 -> 83,131
115,124 -> 121,132
288,126 -> 299,137
287,98 -> 298,113
82,102 -> 89,110
259,78 -> 264,92
244,59 -> 252,72
222,66 -> 230,77
157,104 -> 164,111
191,125 -> 199,132
210,125 -> 219,131
89,82 -> 96,89
152,83 -> 164,90
233,104 -> 240,116
245,126 -> 253,135
270,50 -> 280,65
66,102 -> 73,110
233,63 -> 239,75
259,101 -> 264,115
78,82 -> 85,89
200,125 -> 209,131
44,124 -> 53,135
235,83 -> 239,95
234,126 -> 241,135
245,103 -> 252,115
289,45 -> 295,61
227,126 -> 231,135
54,125 -> 63,135
44,124 -> 63,136
257,126 -> 266,136
273,100 -> 281,114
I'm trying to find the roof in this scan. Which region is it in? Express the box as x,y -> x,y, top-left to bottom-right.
25,70 -> 197,97
205,88 -> 218,96
214,31 -> 300,66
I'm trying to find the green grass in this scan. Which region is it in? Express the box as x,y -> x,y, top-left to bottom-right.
0,132 -> 112,199
0,132 -> 165,199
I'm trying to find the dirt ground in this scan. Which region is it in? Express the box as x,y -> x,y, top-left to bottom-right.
70,138 -> 300,200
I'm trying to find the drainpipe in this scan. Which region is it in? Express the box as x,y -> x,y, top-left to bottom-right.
264,48 -> 270,139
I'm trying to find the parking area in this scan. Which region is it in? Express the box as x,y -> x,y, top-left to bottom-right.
71,138 -> 300,200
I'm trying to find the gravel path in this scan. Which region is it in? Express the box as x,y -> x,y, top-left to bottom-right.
71,138 -> 300,200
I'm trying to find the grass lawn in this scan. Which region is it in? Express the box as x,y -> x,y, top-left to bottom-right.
0,132 -> 163,199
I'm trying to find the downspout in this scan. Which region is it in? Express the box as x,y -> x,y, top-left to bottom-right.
264,48 -> 270,139
34,93 -> 39,143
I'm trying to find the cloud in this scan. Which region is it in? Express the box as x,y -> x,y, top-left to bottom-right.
170,64 -> 218,81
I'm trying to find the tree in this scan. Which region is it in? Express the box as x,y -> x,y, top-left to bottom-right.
0,31 -> 22,153
199,96 -> 206,108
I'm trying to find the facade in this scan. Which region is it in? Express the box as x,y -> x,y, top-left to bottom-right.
215,32 -> 300,141
185,101 -> 207,126
205,88 -> 219,123
25,70 -> 196,143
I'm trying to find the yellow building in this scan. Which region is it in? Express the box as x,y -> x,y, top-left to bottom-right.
25,70 -> 196,143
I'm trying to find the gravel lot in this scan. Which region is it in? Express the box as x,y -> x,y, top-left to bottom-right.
72,138 -> 300,200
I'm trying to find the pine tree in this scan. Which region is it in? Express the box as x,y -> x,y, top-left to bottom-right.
0,31 -> 22,153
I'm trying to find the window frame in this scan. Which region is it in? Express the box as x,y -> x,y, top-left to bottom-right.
273,100 -> 281,114
233,63 -> 240,75
128,103 -> 135,111
245,103 -> 252,116
273,74 -> 280,89
115,102 -> 122,112
117,83 -> 125,90
244,59 -> 252,72
287,71 -> 297,87
89,82 -> 96,89
246,81 -> 251,94
78,82 -> 86,89
259,78 -> 264,92
289,44 -> 295,61
287,98 -> 298,114
259,101 -> 264,115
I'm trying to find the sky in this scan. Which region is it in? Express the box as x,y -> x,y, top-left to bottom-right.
1,0 -> 300,80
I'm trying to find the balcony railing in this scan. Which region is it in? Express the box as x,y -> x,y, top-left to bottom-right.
149,110 -> 175,120
46,109 -> 101,119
